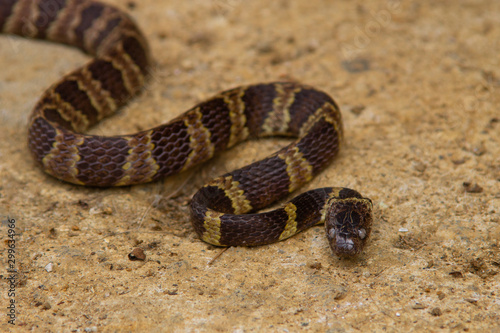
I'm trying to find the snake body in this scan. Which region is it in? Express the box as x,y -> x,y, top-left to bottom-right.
1,0 -> 373,257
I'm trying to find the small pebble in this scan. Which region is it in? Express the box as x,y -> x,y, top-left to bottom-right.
128,248 -> 146,261
309,262 -> 322,270
451,157 -> 466,165
350,105 -> 366,115
44,263 -> 53,272
332,286 -> 348,300
41,302 -> 51,310
471,143 -> 486,156
412,160 -> 426,172
464,298 -> 478,304
341,58 -> 371,73
449,271 -> 464,278
430,307 -> 442,316
463,182 -> 483,193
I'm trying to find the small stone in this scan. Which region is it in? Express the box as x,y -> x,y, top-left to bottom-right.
471,142 -> 486,156
256,41 -> 274,54
128,248 -> 146,261
430,307 -> 442,316
463,182 -> 483,193
165,289 -> 178,295
350,105 -> 366,115
451,158 -> 466,165
412,160 -> 426,173
332,285 -> 348,300
48,228 -> 57,238
102,207 -> 113,215
309,262 -> 322,270
464,298 -> 478,304
44,263 -> 53,272
413,303 -> 426,309
341,58 -> 371,73
486,117 -> 499,129
77,200 -> 89,209
41,302 -> 52,310
449,271 -> 464,278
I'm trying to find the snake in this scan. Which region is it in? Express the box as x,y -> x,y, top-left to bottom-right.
1,0 -> 373,257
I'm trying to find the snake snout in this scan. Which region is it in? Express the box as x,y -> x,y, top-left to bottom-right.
331,233 -> 359,257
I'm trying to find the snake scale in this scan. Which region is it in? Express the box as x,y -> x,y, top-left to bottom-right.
1,0 -> 373,257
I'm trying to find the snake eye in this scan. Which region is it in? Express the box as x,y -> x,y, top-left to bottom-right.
358,228 -> 367,240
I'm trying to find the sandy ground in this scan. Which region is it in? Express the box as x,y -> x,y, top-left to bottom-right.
1,0 -> 499,331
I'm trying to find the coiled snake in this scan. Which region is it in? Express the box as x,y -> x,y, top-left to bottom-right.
0,0 -> 373,257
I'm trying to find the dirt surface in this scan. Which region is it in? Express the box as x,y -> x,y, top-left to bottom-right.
1,0 -> 499,331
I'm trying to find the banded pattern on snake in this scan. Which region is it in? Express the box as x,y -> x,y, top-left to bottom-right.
0,0 -> 373,257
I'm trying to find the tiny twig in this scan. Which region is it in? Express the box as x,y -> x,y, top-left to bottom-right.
208,247 -> 230,265
163,171 -> 196,200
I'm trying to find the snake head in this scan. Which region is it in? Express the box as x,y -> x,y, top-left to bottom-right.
324,188 -> 373,258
